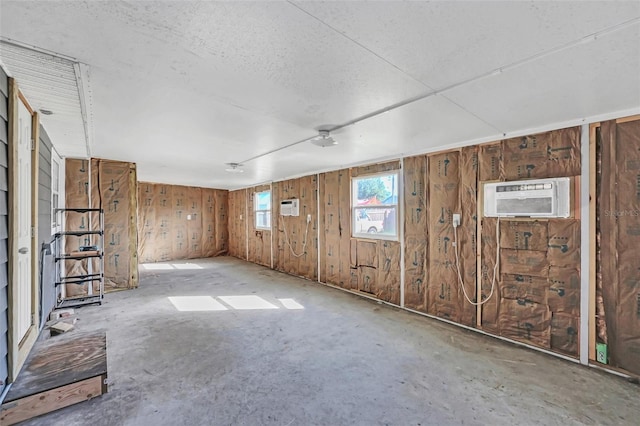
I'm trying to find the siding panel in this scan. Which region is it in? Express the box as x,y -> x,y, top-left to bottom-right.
0,68 -> 9,395
0,120 -> 6,146
0,67 -> 7,97
0,166 -> 6,192
38,131 -> 55,328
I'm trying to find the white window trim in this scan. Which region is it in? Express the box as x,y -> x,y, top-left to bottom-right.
51,149 -> 64,234
255,190 -> 271,230
351,170 -> 400,241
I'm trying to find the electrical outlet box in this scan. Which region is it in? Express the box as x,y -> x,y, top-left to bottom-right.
453,214 -> 461,227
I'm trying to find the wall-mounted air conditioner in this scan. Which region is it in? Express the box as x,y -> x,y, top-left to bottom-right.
280,199 -> 300,216
484,177 -> 571,218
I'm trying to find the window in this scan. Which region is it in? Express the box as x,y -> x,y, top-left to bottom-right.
51,155 -> 62,232
255,190 -> 271,230
352,171 -> 399,240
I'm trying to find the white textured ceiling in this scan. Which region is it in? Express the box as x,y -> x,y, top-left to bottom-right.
1,1 -> 639,189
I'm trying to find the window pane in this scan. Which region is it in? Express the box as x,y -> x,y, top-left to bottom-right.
256,211 -> 271,229
256,191 -> 271,210
352,172 -> 398,239
354,174 -> 398,206
380,207 -> 397,235
52,160 -> 59,192
354,207 -> 390,235
52,194 -> 59,226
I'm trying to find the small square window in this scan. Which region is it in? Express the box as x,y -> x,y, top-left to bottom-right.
352,172 -> 399,240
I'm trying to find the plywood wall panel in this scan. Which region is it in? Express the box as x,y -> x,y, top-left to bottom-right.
501,127 -> 581,180
500,274 -> 548,305
427,152 -> 462,321
498,298 -> 552,348
318,175 -> 326,283
214,189 -> 229,255
246,184 -> 270,267
551,312 -> 579,356
480,217 -> 500,332
227,189 -> 247,260
63,159 -> 91,297
338,169 -> 352,289
98,159 -> 136,290
137,182 -> 156,264
89,159 -> 137,291
65,158 -> 138,294
273,176 -> 318,280
351,160 -> 400,177
155,183 -> 173,262
478,143 -> 501,181
500,249 -> 549,277
321,169 -> 352,289
377,240 -> 401,305
476,126 -> 583,355
459,146 -> 478,326
171,185 -> 189,260
137,183 -> 228,263
201,189 -> 217,258
499,221 -> 549,251
403,155 -> 428,312
186,187 -> 203,259
404,236 -> 427,311
597,118 -> 640,373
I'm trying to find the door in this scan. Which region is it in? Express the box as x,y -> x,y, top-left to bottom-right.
16,97 -> 32,343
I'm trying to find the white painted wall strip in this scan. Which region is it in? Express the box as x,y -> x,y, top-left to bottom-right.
579,124 -> 590,365
270,182 -> 274,270
399,158 -> 405,308
317,173 -> 321,283
245,188 -> 249,261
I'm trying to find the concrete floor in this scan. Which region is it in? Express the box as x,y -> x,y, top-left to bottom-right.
23,257 -> 639,425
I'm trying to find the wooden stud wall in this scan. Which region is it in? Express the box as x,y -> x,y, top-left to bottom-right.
247,184 -> 271,268
227,189 -> 247,260
137,182 -> 229,263
224,122 -> 640,375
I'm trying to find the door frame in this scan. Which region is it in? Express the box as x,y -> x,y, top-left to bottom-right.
7,78 -> 39,381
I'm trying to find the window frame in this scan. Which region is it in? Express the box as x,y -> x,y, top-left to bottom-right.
351,170 -> 400,241
51,151 -> 64,234
254,190 -> 272,230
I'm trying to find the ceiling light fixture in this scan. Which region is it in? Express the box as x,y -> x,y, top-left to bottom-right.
310,130 -> 338,148
225,163 -> 244,173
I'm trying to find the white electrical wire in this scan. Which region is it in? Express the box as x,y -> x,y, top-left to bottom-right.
281,215 -> 310,258
454,216 -> 500,306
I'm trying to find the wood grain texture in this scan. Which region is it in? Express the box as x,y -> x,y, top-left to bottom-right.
4,331 -> 107,401
1,374 -> 104,425
128,163 -> 139,288
589,123 -> 598,361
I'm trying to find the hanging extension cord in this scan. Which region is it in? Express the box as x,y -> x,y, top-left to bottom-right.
281,214 -> 311,258
453,216 -> 500,306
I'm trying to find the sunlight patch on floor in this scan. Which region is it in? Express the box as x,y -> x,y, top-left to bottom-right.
278,298 -> 304,310
168,296 -> 228,312
172,263 -> 204,270
167,295 -> 305,312
143,264 -> 174,270
218,295 -> 279,310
